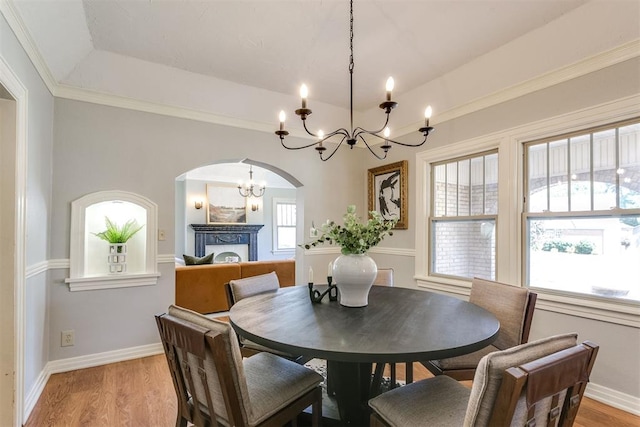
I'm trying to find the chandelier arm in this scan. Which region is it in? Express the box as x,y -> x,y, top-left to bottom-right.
353,115 -> 391,138
301,118 -> 319,137
355,129 -> 429,148
319,135 -> 348,162
280,139 -> 325,150
356,134 -> 388,160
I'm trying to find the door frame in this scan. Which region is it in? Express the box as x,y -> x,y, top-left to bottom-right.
0,55 -> 28,427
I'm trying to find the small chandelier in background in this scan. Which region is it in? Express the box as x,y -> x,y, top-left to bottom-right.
238,165 -> 265,199
275,0 -> 434,161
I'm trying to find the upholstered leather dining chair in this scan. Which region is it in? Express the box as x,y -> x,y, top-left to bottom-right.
225,271 -> 310,363
156,304 -> 323,427
421,277 -> 537,381
369,333 -> 598,427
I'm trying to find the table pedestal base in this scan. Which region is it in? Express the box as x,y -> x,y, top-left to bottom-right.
326,361 -> 374,426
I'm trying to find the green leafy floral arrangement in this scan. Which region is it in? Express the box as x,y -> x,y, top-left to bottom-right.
93,217 -> 144,244
303,205 -> 397,255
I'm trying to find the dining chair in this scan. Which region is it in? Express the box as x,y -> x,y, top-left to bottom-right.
421,277 -> 537,381
156,304 -> 323,427
369,333 -> 598,427
225,271 -> 310,363
373,268 -> 394,286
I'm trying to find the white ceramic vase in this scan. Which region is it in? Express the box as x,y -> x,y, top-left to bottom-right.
332,253 -> 378,307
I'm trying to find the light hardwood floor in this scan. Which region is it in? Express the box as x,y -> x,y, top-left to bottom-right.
25,354 -> 639,427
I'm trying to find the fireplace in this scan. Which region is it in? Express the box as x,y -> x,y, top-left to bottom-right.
190,224 -> 264,261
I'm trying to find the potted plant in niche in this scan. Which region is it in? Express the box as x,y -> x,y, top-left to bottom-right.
303,205 -> 397,307
93,217 -> 144,274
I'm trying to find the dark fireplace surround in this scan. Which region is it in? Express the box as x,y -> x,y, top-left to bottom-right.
190,224 -> 264,261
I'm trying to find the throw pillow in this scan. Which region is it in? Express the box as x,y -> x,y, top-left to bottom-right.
183,253 -> 214,265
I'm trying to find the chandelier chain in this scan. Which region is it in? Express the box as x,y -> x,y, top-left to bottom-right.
349,0 -> 354,73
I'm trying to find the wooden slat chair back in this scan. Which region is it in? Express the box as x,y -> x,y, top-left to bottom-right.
369,334 -> 598,427
156,305 -> 323,427
422,277 -> 537,381
490,341 -> 598,426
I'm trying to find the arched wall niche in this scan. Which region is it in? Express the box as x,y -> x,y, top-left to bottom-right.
65,190 -> 160,291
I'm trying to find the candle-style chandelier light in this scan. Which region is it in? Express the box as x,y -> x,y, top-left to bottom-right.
275,0 -> 434,161
237,165 -> 265,198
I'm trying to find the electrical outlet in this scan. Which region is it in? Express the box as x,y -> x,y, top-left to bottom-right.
309,227 -> 319,238
61,330 -> 74,347
158,229 -> 166,241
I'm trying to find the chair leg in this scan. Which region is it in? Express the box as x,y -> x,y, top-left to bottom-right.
371,363 -> 385,397
390,363 -> 397,389
405,362 -> 413,384
175,415 -> 187,427
312,387 -> 322,427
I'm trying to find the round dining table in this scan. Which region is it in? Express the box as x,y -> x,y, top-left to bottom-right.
229,285 -> 499,426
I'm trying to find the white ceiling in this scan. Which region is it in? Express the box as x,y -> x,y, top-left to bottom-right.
12,0 -> 590,111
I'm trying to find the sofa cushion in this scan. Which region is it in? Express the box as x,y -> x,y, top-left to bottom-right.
183,253 -> 214,265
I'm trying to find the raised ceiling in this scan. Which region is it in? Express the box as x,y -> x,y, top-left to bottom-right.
6,0 -> 639,135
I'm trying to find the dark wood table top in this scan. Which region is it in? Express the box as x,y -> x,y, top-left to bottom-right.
229,285 -> 500,363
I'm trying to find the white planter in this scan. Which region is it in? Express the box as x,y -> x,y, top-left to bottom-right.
332,253 -> 377,307
107,243 -> 127,274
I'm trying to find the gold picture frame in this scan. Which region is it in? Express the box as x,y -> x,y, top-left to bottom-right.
206,183 -> 247,224
368,160 -> 408,229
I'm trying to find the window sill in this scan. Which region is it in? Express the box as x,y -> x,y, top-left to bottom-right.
416,276 -> 640,328
272,249 -> 295,255
65,272 -> 161,292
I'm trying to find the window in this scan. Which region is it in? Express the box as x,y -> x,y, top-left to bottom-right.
524,119 -> 640,301
273,199 -> 296,252
430,150 -> 498,280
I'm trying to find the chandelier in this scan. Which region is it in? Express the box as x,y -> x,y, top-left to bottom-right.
237,165 -> 265,198
275,0 -> 434,161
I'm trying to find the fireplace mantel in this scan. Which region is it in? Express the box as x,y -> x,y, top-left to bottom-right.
190,224 -> 264,261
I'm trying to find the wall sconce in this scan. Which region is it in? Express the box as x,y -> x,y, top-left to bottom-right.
194,200 -> 203,210
251,203 -> 259,212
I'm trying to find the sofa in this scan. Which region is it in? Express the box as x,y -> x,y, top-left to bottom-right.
175,259 -> 295,313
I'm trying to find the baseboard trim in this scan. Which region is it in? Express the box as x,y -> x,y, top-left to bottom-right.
23,343 -> 164,422
23,365 -> 50,422
46,343 -> 164,375
585,382 -> 640,416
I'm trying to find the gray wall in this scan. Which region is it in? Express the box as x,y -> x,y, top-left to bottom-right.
49,98 -> 362,360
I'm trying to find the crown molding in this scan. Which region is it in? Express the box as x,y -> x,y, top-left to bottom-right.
0,1 -> 57,95
395,39 -> 640,136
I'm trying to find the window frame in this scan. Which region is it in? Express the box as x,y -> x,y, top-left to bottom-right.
428,149 -> 499,281
272,198 -> 297,254
415,95 -> 640,328
522,118 -> 640,301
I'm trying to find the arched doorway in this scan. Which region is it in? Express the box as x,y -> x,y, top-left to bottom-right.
174,159 -> 303,264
